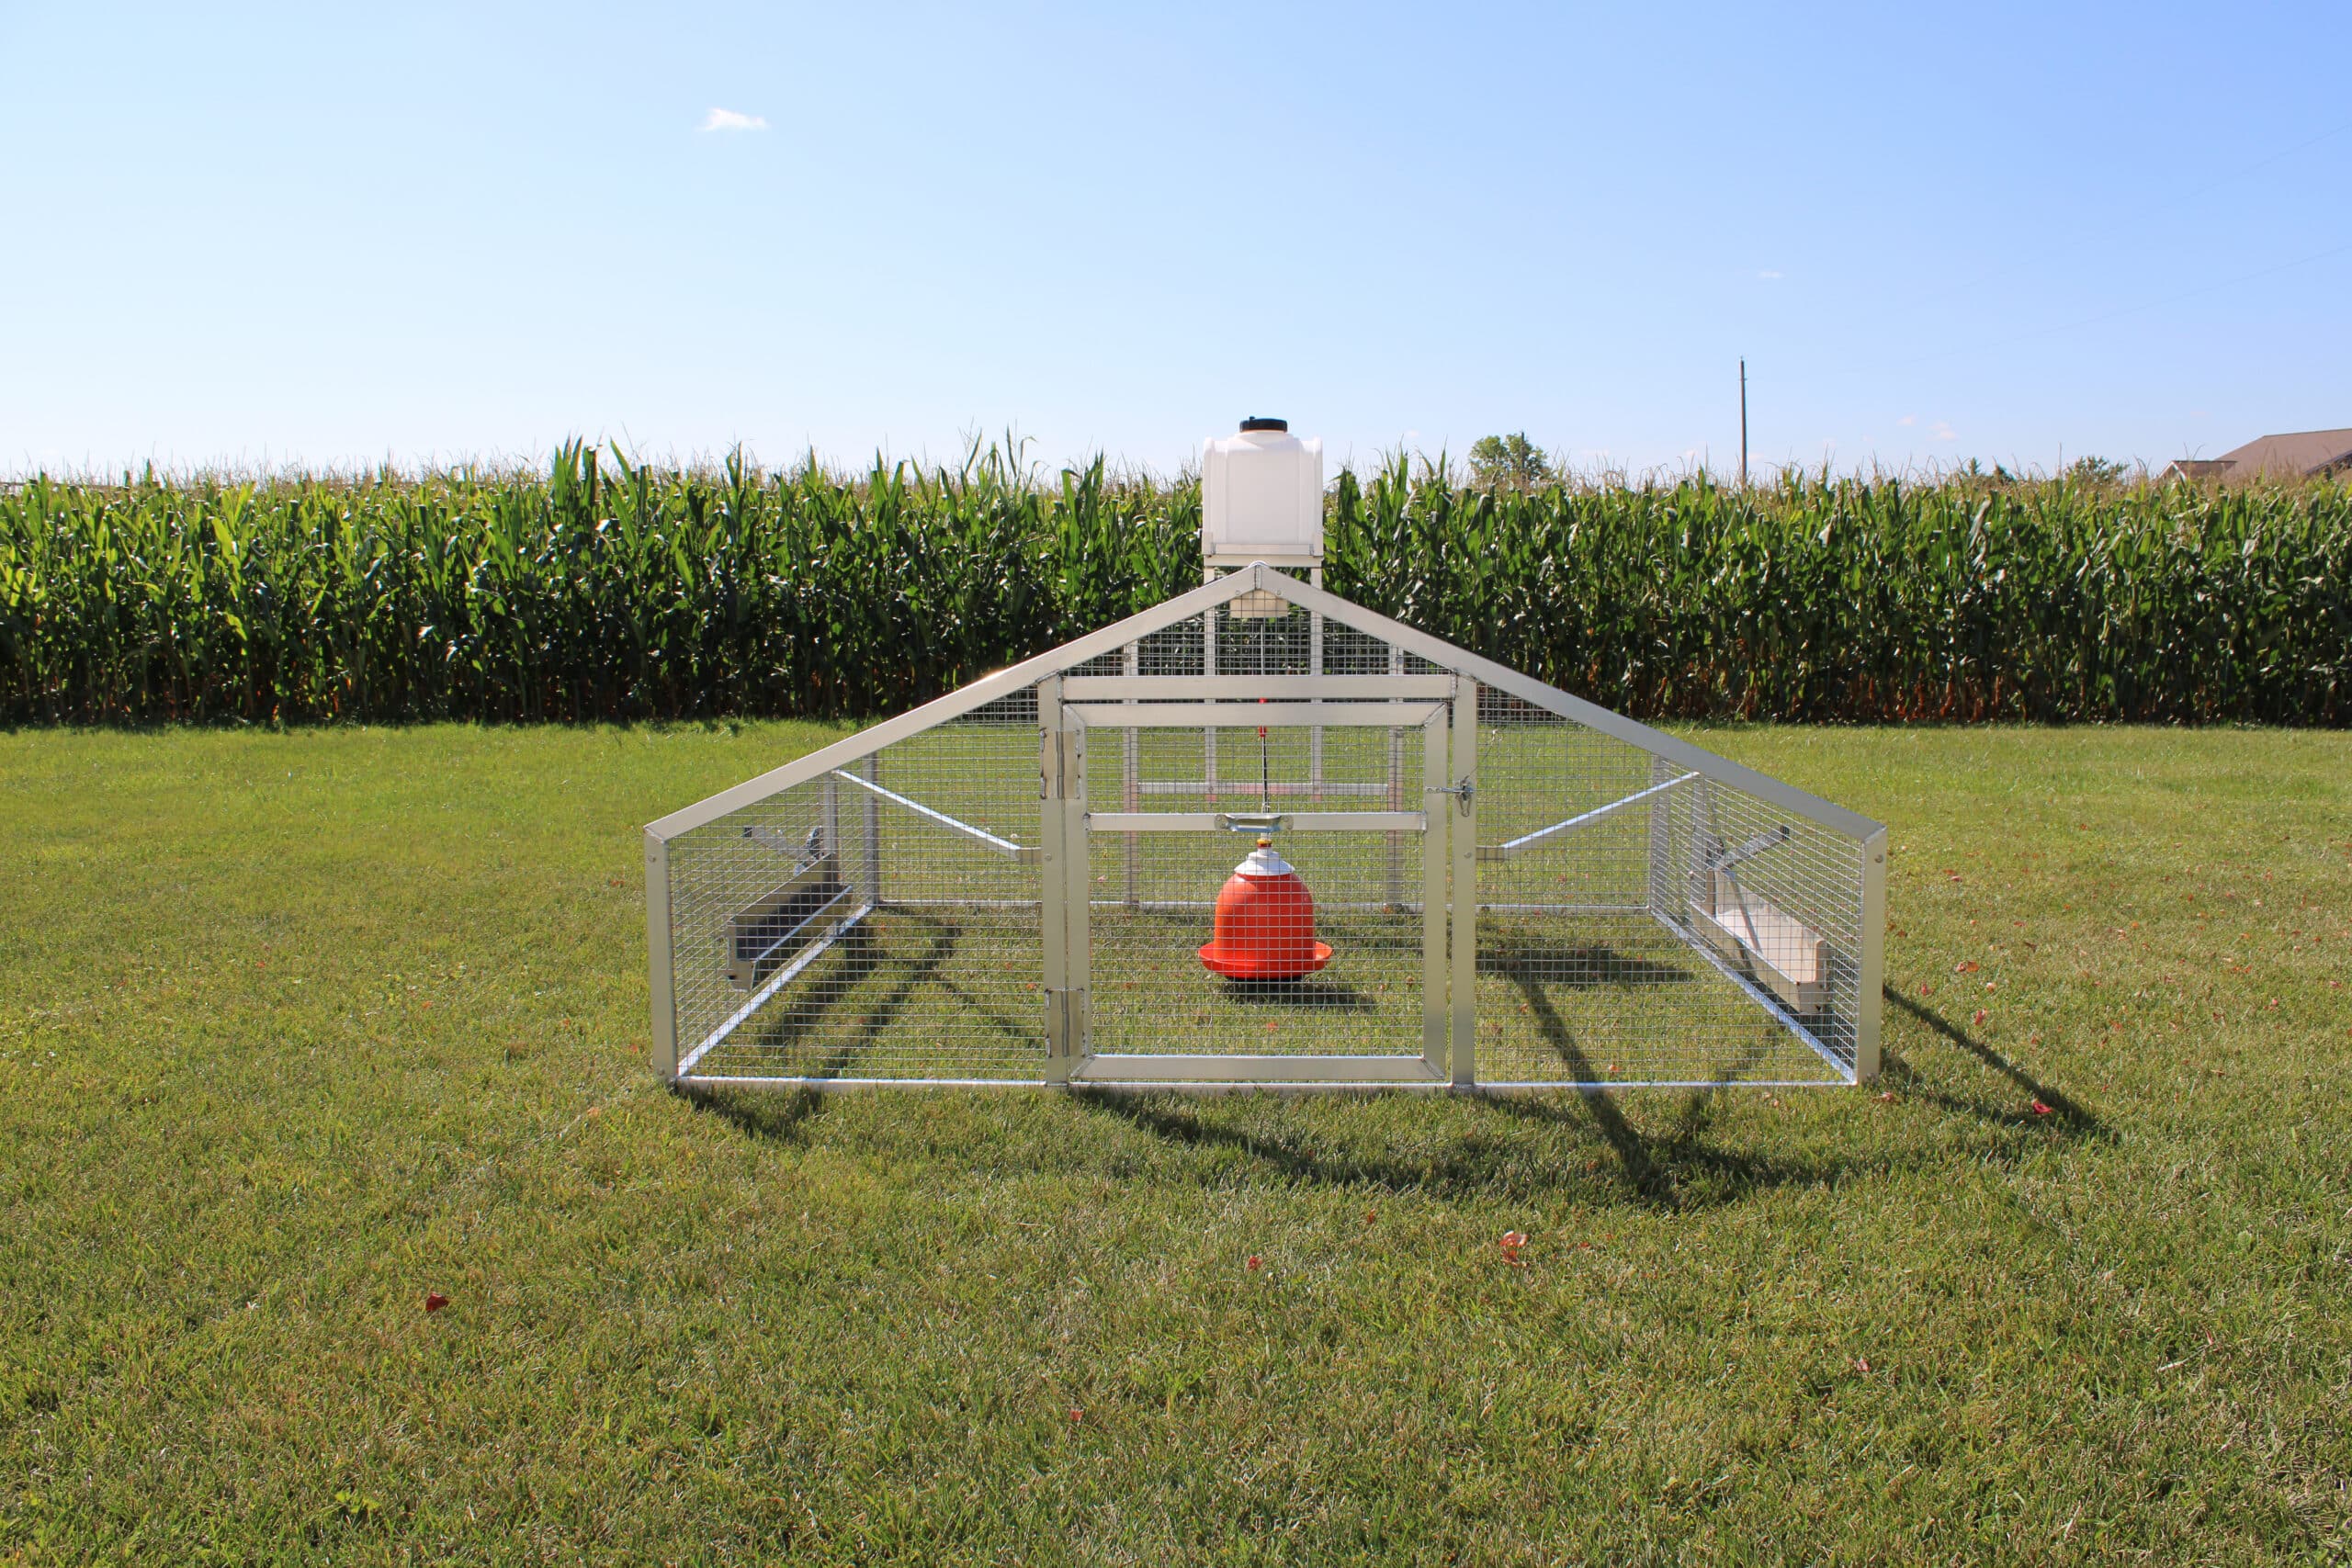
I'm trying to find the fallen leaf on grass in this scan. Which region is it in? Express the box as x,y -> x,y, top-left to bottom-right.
1972,1009 -> 1988,1026
2030,1100 -> 2054,1117
1499,1231 -> 1528,1267
1955,961 -> 1980,974
424,1292 -> 449,1313
1245,1256 -> 1261,1272
1876,1090 -> 1896,1102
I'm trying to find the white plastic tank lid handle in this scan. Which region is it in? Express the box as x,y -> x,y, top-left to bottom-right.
1237,837 -> 1296,877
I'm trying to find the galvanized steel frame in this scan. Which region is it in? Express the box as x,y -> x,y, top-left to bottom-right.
649,562 -> 1888,1093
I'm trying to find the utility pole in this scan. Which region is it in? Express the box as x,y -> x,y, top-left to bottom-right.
1738,358 -> 1748,488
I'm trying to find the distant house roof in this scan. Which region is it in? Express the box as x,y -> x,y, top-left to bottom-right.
2165,427 -> 2352,483
2164,459 -> 2233,482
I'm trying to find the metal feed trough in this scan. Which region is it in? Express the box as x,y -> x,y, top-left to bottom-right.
643,563 -> 1888,1093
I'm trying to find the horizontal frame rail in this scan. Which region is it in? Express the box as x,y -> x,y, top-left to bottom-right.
1477,772 -> 1699,863
1065,701 -> 1444,729
677,1075 -> 1855,1094
1061,674 -> 1455,700
1070,1055 -> 1443,1085
828,768 -> 1039,863
1138,780 -> 1388,798
1085,810 -> 1426,833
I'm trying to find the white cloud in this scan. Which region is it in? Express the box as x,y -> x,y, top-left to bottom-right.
1897,414 -> 1917,427
1931,421 -> 1958,442
1757,269 -> 1783,280
699,107 -> 768,133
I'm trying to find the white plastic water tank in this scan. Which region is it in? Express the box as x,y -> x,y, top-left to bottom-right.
1201,417 -> 1324,568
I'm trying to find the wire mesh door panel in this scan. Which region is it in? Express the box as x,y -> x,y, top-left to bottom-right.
1064,701 -> 1451,1086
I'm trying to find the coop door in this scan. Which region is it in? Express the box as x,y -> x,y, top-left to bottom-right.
1050,679 -> 1457,1085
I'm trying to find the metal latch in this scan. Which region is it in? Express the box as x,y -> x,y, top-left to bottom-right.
1427,776 -> 1476,815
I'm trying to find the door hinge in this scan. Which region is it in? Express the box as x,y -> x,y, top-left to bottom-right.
1039,728 -> 1085,800
1045,985 -> 1089,1055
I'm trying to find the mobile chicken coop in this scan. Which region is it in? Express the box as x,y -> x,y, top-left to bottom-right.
644,421 -> 1886,1092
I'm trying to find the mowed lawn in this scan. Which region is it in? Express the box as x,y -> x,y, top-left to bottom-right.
1,722 -> 2346,1565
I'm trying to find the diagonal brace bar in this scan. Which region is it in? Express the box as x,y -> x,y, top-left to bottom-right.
1710,824 -> 1792,874
1478,772 -> 1700,863
830,768 -> 1040,863
679,901 -> 875,1077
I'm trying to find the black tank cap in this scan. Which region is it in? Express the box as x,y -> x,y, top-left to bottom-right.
1239,416 -> 1288,433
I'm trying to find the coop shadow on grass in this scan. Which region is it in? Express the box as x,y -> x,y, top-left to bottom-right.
1469,962 -> 1863,1207
1476,941 -> 1701,989
1881,985 -> 2106,1137
1075,934 -> 1872,1208
1209,976 -> 1378,1012
1076,1067 -> 1862,1213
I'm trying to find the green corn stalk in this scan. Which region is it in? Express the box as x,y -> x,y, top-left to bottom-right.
0,456 -> 2344,726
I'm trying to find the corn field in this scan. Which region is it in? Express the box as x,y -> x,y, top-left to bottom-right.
3,444 -> 2346,726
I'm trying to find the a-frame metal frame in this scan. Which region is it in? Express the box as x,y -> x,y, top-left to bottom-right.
645,563 -> 1887,1090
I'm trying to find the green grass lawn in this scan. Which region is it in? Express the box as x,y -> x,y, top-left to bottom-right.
2,722 -> 2346,1564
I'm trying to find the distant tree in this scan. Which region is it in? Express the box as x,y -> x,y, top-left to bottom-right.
1468,433 -> 1555,490
2064,455 -> 2129,486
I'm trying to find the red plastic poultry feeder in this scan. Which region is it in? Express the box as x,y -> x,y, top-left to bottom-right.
1198,838 -> 1332,980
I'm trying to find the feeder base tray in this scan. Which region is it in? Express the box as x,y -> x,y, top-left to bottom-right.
1198,941 -> 1333,981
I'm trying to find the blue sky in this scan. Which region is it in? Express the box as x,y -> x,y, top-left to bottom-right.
3,2 -> 2346,479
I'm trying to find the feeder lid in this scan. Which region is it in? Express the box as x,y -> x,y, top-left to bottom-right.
1238,415 -> 1288,433
1236,836 -> 1296,877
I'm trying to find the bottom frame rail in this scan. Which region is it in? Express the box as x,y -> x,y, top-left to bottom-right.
673,1076 -> 1856,1095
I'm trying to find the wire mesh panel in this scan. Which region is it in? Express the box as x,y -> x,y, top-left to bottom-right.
662,702 -> 1047,1082
1469,689 -> 1865,1087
